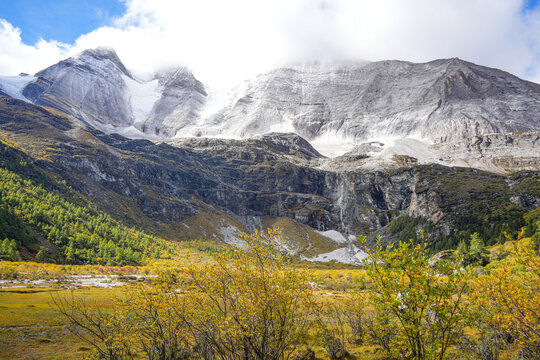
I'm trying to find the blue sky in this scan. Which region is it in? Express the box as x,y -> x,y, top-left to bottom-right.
1,0 -> 540,87
1,0 -> 125,44
524,0 -> 540,11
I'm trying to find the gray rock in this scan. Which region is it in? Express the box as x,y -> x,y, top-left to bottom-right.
430,132 -> 540,172
23,47 -> 134,126
141,66 -> 207,137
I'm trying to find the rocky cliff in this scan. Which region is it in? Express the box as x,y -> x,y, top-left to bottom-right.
22,48 -> 134,127
0,95 -> 537,263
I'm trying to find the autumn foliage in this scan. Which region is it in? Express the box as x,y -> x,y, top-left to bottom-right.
54,226 -> 540,360
473,229 -> 540,358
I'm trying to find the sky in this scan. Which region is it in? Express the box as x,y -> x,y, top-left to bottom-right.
1,0 -> 540,88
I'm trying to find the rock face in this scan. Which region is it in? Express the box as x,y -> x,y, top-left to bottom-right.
22,48 -> 134,126
193,60 -> 540,147
142,67 -> 207,137
430,132 -> 540,171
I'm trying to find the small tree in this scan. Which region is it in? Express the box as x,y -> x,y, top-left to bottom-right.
127,286 -> 193,360
361,235 -> 471,360
35,246 -> 48,262
456,233 -> 489,267
0,238 -> 20,261
318,304 -> 349,360
468,233 -> 489,266
179,228 -> 318,360
53,293 -> 135,360
455,240 -> 468,262
343,295 -> 365,346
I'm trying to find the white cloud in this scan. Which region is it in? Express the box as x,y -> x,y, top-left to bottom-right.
0,19 -> 71,75
1,0 -> 540,88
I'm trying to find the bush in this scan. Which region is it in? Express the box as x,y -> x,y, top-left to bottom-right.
361,234 -> 471,360
55,228 -> 318,360
473,230 -> 540,359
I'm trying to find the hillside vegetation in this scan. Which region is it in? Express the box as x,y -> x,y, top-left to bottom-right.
0,142 -> 165,265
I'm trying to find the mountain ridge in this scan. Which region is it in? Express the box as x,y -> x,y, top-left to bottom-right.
0,48 -> 538,263
1,47 -> 538,171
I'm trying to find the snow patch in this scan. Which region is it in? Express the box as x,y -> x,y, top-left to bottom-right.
117,125 -> 156,139
200,80 -> 250,119
0,75 -> 36,101
0,275 -> 155,289
219,226 -> 245,247
82,113 -> 159,141
303,244 -> 368,265
316,230 -> 348,244
268,115 -> 296,133
122,74 -> 161,125
311,131 -> 356,157
376,138 -> 439,164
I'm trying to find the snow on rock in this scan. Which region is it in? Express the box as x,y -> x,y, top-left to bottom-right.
310,131 -> 357,157
200,80 -> 249,120
80,114 -> 160,141
6,49 -> 538,174
219,225 -> 245,247
190,58 -> 540,164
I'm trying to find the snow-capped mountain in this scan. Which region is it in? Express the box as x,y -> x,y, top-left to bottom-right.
0,48 -> 539,263
0,47 -> 207,139
188,60 -> 540,152
0,48 -> 539,171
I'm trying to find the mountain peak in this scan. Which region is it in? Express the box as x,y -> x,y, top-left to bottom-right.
78,46 -> 117,57
71,47 -> 132,77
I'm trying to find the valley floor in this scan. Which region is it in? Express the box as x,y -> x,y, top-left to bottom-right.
0,258 -> 529,360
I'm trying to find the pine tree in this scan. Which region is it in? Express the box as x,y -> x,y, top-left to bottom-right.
456,240 -> 468,261
469,232 -> 489,266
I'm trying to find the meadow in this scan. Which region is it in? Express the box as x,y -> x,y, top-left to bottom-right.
1,228 -> 538,360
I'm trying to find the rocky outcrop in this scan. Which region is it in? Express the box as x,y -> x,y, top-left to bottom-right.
431,132 -> 540,172
141,67 -> 207,137
165,132 -> 324,164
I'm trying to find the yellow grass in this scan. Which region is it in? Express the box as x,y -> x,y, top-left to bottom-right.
0,286 -> 121,359
0,237 -> 528,360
